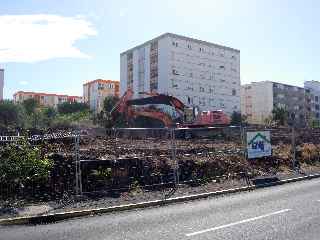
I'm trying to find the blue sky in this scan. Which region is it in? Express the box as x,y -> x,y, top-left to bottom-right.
1,0 -> 320,99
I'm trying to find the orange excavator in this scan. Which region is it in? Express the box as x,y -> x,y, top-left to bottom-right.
110,89 -> 185,127
110,89 -> 231,128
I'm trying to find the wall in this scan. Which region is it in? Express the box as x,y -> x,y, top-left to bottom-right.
241,81 -> 274,124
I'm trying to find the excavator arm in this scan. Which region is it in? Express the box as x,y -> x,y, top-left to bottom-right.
110,90 -> 185,127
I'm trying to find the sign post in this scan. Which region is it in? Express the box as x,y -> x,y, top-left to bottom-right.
246,131 -> 272,159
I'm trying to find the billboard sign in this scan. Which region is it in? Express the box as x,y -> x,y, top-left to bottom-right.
247,131 -> 271,159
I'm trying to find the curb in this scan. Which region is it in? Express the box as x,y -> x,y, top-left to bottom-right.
1,173 -> 320,226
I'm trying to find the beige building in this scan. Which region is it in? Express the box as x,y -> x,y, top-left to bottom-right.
13,91 -> 83,108
241,81 -> 306,126
83,79 -> 120,113
241,81 -> 274,124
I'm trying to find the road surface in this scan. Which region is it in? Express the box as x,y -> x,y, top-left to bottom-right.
1,178 -> 320,240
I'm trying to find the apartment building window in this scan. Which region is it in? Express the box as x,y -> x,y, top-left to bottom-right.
150,41 -> 158,92
187,44 -> 192,49
171,79 -> 178,89
219,65 -> 225,69
209,98 -> 214,107
199,97 -> 206,106
172,69 -> 179,75
316,104 -> 320,110
172,41 -> 178,47
232,89 -> 236,96
189,72 -> 193,78
317,113 -> 320,119
315,96 -> 319,102
199,86 -> 205,92
127,52 -> 133,89
186,85 -> 194,91
277,94 -> 285,99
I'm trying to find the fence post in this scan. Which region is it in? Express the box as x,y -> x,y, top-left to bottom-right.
74,130 -> 82,195
241,126 -> 247,160
171,128 -> 179,187
291,126 -> 297,171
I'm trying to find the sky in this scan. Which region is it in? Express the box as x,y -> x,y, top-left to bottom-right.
1,0 -> 320,99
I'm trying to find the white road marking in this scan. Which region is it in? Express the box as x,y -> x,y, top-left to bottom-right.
186,209 -> 292,237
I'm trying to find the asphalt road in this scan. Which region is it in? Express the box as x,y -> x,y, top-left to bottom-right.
1,178 -> 320,240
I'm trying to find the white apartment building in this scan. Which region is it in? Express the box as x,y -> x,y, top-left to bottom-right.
241,81 -> 306,125
83,79 -> 120,113
0,69 -> 4,100
120,33 -> 240,115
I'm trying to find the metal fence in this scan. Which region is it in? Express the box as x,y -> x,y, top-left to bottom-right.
1,126 -> 320,205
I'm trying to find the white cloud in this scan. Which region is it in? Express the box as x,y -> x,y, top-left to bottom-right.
19,81 -> 28,85
0,14 -> 97,63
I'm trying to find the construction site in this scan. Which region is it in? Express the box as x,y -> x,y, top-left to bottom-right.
2,125 -> 320,218
2,90 -> 320,218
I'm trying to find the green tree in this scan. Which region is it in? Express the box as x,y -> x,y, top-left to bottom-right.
272,106 -> 288,126
57,102 -> 89,114
103,96 -> 119,113
230,111 -> 247,125
99,96 -> 124,128
0,139 -> 53,187
37,107 -> 57,129
0,100 -> 25,128
22,98 -> 38,115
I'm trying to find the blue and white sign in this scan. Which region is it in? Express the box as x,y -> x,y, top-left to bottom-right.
247,131 -> 272,159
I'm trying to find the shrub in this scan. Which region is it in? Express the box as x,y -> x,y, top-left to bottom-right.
57,102 -> 89,114
0,139 -> 53,188
300,143 -> 319,163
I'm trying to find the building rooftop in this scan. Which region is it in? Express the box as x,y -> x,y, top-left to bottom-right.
248,80 -> 304,89
120,32 -> 240,56
83,79 -> 119,86
13,91 -> 82,98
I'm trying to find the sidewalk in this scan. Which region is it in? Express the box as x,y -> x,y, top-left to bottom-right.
1,166 -> 319,222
